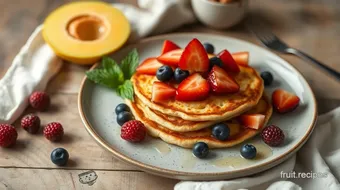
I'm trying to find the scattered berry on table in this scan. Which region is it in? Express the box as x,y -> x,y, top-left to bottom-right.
117,111 -> 133,126
209,57 -> 224,69
21,114 -> 41,134
115,103 -> 130,115
121,120 -> 147,142
0,124 -> 18,148
29,91 -> 50,111
203,43 -> 215,54
174,68 -> 189,83
43,122 -> 64,142
192,142 -> 209,158
156,65 -> 174,82
261,125 -> 285,147
211,123 -> 230,141
240,144 -> 257,159
51,148 -> 69,166
260,71 -> 273,86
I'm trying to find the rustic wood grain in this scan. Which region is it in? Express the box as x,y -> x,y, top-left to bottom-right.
0,0 -> 340,189
0,94 -> 136,170
0,168 -> 177,190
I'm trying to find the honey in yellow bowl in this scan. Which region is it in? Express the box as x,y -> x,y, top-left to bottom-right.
42,1 -> 130,65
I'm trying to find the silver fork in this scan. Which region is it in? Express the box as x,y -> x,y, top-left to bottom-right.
247,22 -> 340,81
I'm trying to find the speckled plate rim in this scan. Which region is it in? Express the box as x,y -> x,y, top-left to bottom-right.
78,33 -> 318,180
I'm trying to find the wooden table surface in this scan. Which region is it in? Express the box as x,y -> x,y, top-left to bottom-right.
0,0 -> 339,189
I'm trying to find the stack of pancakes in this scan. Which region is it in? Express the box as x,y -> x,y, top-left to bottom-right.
127,65 -> 273,149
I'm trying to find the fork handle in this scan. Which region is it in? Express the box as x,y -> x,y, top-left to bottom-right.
288,48 -> 340,81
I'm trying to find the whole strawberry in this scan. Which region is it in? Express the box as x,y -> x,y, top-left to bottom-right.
121,120 -> 147,142
0,124 -> 18,147
21,114 -> 40,134
29,91 -> 50,111
43,122 -> 64,142
261,125 -> 285,147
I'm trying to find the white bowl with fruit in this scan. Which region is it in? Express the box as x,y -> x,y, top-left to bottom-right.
191,0 -> 249,29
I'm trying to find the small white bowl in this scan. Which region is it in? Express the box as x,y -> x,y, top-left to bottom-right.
191,0 -> 248,29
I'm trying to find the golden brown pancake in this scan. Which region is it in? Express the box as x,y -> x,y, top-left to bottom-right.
132,65 -> 264,121
139,98 -> 269,132
126,95 -> 272,149
137,98 -> 218,132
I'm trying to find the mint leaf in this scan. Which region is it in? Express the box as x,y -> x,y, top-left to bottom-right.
116,80 -> 134,101
120,49 -> 139,80
86,50 -> 138,101
86,57 -> 124,89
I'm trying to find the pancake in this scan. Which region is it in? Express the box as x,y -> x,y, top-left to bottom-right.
126,95 -> 272,149
140,97 -> 269,132
132,65 -> 264,121
139,98 -> 218,132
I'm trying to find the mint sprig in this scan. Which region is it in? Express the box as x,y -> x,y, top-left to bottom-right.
120,49 -> 139,80
85,49 -> 138,101
117,80 -> 134,101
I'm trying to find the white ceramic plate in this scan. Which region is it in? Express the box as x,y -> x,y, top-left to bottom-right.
78,33 -> 317,180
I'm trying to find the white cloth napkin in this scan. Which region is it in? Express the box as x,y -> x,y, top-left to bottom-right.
175,107 -> 340,190
0,0 -> 195,124
0,26 -> 63,124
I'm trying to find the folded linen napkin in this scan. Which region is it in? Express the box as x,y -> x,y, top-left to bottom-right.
175,107 -> 340,190
0,0 -> 195,124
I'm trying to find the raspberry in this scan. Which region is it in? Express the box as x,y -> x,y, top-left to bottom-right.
121,120 -> 147,142
21,114 -> 40,134
43,122 -> 64,142
29,91 -> 50,111
261,125 -> 285,146
0,124 -> 18,147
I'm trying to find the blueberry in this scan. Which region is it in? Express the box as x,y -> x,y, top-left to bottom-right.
203,43 -> 214,54
115,103 -> 130,115
209,57 -> 224,69
156,65 -> 174,82
240,144 -> 257,159
192,142 -> 209,158
51,148 -> 69,166
117,111 -> 133,126
260,71 -> 273,86
174,68 -> 190,83
212,123 -> 230,141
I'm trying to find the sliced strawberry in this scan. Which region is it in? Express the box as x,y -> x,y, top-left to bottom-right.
151,82 -> 176,103
239,114 -> 265,130
157,49 -> 183,67
176,73 -> 210,101
272,89 -> 300,113
232,52 -> 249,66
217,50 -> 240,73
161,40 -> 180,54
207,66 -> 240,94
136,58 -> 163,75
179,38 -> 210,73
